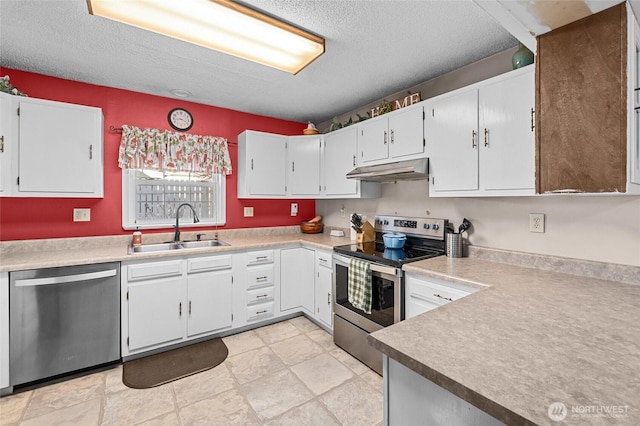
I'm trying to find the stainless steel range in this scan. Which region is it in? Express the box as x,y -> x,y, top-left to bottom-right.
332,215 -> 448,374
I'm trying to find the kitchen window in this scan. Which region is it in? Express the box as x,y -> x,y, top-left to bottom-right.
122,169 -> 225,230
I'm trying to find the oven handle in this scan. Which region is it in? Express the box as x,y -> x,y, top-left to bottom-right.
332,253 -> 401,277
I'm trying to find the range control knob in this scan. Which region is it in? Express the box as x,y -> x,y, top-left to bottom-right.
432,224 -> 440,231
423,223 -> 430,230
384,220 -> 389,225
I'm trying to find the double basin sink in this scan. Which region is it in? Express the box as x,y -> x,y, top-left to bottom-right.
129,239 -> 230,254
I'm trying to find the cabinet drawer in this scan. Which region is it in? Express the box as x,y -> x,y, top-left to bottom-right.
187,255 -> 232,273
127,260 -> 183,281
316,252 -> 332,269
246,250 -> 274,265
247,286 -> 274,305
247,265 -> 274,289
247,302 -> 274,321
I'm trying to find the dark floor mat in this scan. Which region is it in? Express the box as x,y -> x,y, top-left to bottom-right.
122,338 -> 228,389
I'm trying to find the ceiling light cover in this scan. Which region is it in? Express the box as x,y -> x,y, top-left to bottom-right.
86,0 -> 325,74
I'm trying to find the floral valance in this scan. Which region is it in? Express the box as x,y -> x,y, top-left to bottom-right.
118,125 -> 232,175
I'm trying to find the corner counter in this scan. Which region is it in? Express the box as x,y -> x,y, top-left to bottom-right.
368,256 -> 640,425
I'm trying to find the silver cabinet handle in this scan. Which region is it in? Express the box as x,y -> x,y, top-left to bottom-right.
327,292 -> 331,304
256,276 -> 268,281
1,135 -> 5,153
15,269 -> 117,287
89,144 -> 93,159
484,128 -> 489,147
251,159 -> 254,170
256,310 -> 268,315
352,155 -> 356,166
256,294 -> 269,299
292,161 -> 295,172
383,131 -> 387,145
433,293 -> 453,302
472,130 -> 477,148
189,300 -> 192,315
256,256 -> 267,260
179,302 -> 182,317
390,129 -> 394,144
531,108 -> 535,132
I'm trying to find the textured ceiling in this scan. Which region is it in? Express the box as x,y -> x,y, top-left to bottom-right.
0,0 -> 517,123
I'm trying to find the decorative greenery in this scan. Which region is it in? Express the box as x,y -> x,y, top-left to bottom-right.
375,100 -> 393,116
0,75 -> 28,96
328,112 -> 370,132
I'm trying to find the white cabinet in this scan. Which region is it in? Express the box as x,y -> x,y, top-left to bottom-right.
314,250 -> 333,329
426,66 -> 535,197
288,135 -> 321,196
0,95 -> 14,195
241,250 -> 277,324
0,93 -> 104,198
0,272 -> 8,390
321,126 -> 380,198
358,103 -> 424,165
280,247 -> 315,314
238,131 -> 287,198
123,254 -> 233,356
405,274 -> 477,319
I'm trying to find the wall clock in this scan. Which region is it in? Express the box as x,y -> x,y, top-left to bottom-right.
168,108 -> 193,131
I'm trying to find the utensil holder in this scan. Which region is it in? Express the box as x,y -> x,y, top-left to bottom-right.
446,233 -> 463,258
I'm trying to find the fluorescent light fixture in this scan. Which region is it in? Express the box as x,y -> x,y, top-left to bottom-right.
87,0 -> 325,74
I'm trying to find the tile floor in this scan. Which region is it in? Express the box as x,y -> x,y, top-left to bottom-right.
0,316 -> 384,425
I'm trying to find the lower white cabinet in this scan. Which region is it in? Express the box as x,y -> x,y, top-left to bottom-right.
240,250 -> 277,325
314,251 -> 333,329
405,274 -> 478,319
0,272 -> 8,389
123,254 -> 233,356
280,247 -> 315,314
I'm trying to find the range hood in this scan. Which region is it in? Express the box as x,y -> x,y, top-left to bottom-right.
346,158 -> 429,182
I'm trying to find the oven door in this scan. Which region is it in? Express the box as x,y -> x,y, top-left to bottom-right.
332,253 -> 402,334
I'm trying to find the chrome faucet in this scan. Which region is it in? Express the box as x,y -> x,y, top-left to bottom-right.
174,203 -> 200,242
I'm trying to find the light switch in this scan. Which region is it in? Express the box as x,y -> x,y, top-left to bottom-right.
73,208 -> 91,222
244,207 -> 254,217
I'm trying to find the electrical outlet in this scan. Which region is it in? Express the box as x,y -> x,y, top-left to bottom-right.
243,207 -> 254,217
529,213 -> 545,233
340,205 -> 346,217
291,203 -> 298,216
73,208 -> 91,222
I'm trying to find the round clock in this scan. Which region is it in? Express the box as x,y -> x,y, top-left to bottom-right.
168,108 -> 193,131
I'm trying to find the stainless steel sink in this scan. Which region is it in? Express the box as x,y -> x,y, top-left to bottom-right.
129,240 -> 229,254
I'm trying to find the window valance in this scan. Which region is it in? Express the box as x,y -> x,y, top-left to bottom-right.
117,125 -> 232,175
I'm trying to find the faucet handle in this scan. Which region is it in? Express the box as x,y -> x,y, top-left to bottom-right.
196,233 -> 206,241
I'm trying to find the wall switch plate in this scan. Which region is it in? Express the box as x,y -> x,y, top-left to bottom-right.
291,203 -> 298,216
243,207 -> 254,217
73,208 -> 91,222
529,213 -> 545,233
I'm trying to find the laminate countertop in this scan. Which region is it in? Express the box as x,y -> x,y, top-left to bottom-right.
0,228 -> 350,272
368,256 -> 640,426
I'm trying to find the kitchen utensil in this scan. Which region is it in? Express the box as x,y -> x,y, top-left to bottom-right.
446,232 -> 463,257
458,218 -> 472,234
382,232 -> 406,249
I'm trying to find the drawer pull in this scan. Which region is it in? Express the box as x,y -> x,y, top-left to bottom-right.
256,276 -> 268,281
256,294 -> 269,299
433,293 -> 453,302
256,310 -> 268,315
327,292 -> 331,304
256,256 -> 268,261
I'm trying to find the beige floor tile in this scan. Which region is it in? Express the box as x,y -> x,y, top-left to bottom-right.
21,397 -> 101,426
290,353 -> 354,396
178,387 -> 260,426
254,321 -> 301,345
270,334 -> 324,366
329,347 -> 371,375
23,372 -> 106,420
135,411 -> 181,426
226,346 -> 285,385
360,369 -> 383,393
242,369 -> 314,421
306,329 -> 339,351
0,390 -> 32,425
102,385 -> 175,425
104,365 -> 128,395
263,400 -> 340,426
172,364 -> 236,408
288,316 -> 321,333
320,377 -> 384,426
223,330 -> 265,356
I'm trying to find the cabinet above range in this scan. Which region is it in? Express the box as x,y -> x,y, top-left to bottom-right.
0,93 -> 104,198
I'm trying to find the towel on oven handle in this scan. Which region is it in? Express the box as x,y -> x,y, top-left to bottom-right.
348,258 -> 372,314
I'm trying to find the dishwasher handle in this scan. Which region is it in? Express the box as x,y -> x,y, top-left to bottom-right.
14,269 -> 118,287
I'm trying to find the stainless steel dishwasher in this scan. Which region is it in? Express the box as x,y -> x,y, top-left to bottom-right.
10,262 -> 120,387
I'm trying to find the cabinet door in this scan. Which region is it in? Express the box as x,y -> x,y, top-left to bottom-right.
479,69 -> 535,191
128,277 -> 184,351
18,99 -> 102,195
426,89 -> 479,192
280,247 -> 314,313
359,117 -> 389,163
187,269 -> 232,337
389,105 -> 424,159
315,257 -> 332,329
323,127 -> 358,196
289,135 -> 321,196
0,272 -> 8,389
0,94 -> 14,195
248,133 -> 287,196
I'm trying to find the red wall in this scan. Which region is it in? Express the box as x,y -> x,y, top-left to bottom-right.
0,68 -> 316,241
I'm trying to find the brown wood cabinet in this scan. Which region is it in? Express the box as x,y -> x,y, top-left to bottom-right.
536,3 -> 627,193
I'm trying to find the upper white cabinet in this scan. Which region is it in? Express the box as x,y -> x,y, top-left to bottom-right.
288,135 -> 321,196
358,103 -> 425,165
426,66 -> 535,197
321,126 -> 381,198
0,93 -> 104,198
238,130 -> 287,198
